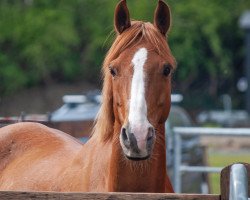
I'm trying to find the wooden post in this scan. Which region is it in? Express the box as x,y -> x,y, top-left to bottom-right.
220,163 -> 250,200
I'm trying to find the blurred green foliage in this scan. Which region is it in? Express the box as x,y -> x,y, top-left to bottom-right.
169,0 -> 250,109
0,0 -> 250,108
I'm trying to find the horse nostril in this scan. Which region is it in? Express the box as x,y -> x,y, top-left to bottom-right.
121,128 -> 130,148
147,127 -> 155,141
122,128 -> 128,141
146,127 -> 155,152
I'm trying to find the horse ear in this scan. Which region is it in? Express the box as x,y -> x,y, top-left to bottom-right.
154,0 -> 171,35
114,0 -> 131,34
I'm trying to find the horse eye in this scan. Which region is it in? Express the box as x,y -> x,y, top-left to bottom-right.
109,66 -> 117,77
163,64 -> 171,77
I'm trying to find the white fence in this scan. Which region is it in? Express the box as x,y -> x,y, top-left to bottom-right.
173,127 -> 250,193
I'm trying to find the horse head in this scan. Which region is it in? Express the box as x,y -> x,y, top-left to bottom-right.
103,0 -> 176,160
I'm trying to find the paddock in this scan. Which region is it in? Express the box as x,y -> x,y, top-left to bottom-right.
0,0 -> 249,198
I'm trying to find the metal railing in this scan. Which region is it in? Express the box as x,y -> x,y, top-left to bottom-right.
173,127 -> 250,193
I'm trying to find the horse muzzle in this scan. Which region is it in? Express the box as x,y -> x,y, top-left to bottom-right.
119,124 -> 155,160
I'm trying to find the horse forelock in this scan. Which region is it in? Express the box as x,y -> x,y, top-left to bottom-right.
92,21 -> 176,142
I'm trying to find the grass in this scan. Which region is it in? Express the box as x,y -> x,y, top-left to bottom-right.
208,149 -> 250,194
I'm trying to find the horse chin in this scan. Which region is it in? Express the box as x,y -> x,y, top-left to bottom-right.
122,147 -> 151,161
125,155 -> 150,161
120,143 -> 153,161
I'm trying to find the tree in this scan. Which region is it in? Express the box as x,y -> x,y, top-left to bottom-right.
0,0 -> 249,109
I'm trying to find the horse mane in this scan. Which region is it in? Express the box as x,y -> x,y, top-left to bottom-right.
92,21 -> 176,142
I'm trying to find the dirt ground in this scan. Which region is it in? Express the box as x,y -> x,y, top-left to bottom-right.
0,81 -> 99,116
201,136 -> 250,150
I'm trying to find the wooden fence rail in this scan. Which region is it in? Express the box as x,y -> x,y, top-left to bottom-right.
0,192 -> 220,200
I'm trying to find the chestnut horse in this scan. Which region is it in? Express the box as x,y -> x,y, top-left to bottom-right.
0,0 -> 176,193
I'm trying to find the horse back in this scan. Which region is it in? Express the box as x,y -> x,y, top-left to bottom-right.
0,122 -> 82,156
0,122 -> 83,190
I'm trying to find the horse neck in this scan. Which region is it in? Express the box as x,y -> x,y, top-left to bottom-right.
108,121 -> 172,192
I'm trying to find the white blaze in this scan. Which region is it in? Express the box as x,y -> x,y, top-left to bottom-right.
128,48 -> 150,145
